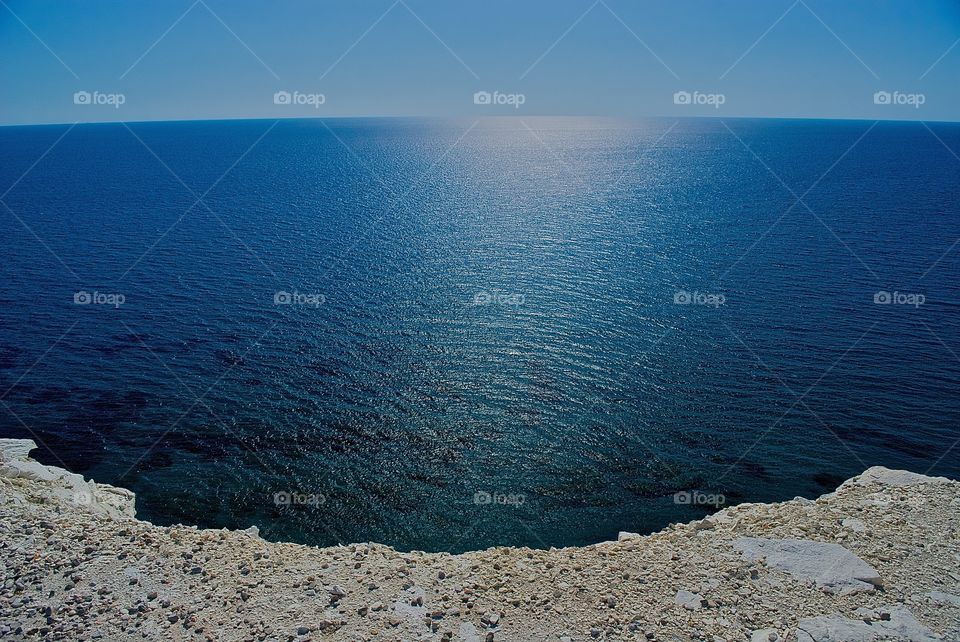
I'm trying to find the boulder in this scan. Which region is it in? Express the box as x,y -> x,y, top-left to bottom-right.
922,591 -> 960,607
795,605 -> 938,642
733,538 -> 881,594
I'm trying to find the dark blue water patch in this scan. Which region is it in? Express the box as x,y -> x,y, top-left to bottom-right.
306,362 -> 342,378
0,345 -> 21,370
22,387 -> 72,405
134,429 -> 243,462
711,458 -> 774,483
831,423 -> 940,459
6,423 -> 109,474
812,471 -> 847,491
136,449 -> 174,473
112,332 -> 153,345
214,349 -> 246,368
1,117 -> 959,552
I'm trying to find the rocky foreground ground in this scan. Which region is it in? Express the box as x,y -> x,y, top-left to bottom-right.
1,439 -> 958,641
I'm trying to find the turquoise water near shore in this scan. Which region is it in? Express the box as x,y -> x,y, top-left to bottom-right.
1,117 -> 959,551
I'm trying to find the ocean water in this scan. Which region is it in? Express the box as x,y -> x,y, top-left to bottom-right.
1,117 -> 959,552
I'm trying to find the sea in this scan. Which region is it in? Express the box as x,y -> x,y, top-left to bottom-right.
1,117 -> 958,552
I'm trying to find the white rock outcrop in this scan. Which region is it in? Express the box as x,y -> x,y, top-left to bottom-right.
0,439 -> 135,518
846,466 -> 950,488
796,604 -> 939,642
733,537 -> 883,594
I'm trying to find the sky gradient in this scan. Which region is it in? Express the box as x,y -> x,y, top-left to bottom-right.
1,0 -> 959,125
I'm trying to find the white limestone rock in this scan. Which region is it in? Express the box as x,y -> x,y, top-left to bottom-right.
850,466 -> 949,488
733,538 -> 882,594
458,622 -> 483,641
795,605 -> 938,642
0,438 -> 37,462
675,590 -> 704,610
0,438 -> 135,519
922,591 -> 960,607
750,629 -> 780,642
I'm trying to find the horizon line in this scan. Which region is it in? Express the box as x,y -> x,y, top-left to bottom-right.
2,113 -> 960,129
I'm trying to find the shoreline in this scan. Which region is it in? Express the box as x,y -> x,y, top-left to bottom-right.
1,438 -> 958,641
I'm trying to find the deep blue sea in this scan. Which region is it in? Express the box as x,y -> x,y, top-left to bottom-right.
1,117 -> 959,552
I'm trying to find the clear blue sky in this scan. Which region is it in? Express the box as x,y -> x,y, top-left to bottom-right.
1,0 -> 958,125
